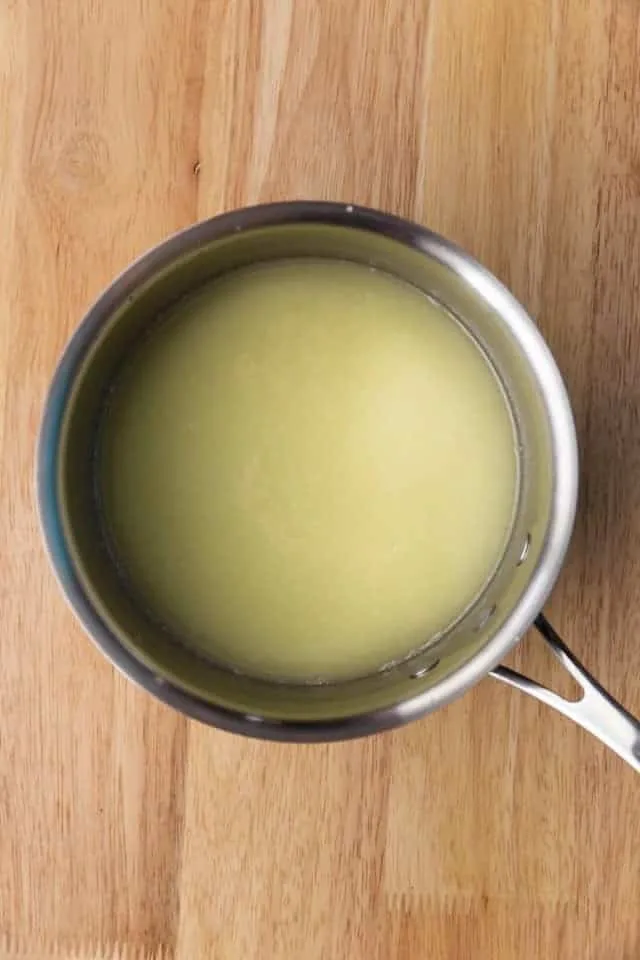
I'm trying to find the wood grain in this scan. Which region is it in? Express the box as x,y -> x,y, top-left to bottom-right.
1,1 -> 639,958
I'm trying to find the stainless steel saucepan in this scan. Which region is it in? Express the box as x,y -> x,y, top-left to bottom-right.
37,202 -> 640,771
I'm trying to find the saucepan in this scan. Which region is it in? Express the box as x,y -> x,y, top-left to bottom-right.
37,202 -> 640,771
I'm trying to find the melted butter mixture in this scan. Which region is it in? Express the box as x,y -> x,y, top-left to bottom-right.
99,259 -> 517,680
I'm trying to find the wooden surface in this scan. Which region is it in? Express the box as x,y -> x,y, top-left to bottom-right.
1,1 -> 639,957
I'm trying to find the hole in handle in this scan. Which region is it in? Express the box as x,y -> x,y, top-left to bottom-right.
500,616 -> 584,703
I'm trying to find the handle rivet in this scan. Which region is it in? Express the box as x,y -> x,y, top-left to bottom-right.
411,658 -> 440,680
517,533 -> 531,565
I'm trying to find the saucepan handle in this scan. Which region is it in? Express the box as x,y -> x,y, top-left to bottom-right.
490,614 -> 640,773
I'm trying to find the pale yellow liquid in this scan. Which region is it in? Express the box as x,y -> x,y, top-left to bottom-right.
99,259 -> 517,681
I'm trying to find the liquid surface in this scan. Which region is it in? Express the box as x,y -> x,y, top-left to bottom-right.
99,259 -> 517,680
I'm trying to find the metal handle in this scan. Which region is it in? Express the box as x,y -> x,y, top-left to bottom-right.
491,614 -> 640,773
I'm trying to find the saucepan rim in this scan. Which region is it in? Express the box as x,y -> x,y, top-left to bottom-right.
37,201 -> 579,741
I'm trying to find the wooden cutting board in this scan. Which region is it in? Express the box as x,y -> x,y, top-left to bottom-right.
1,1 -> 638,958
